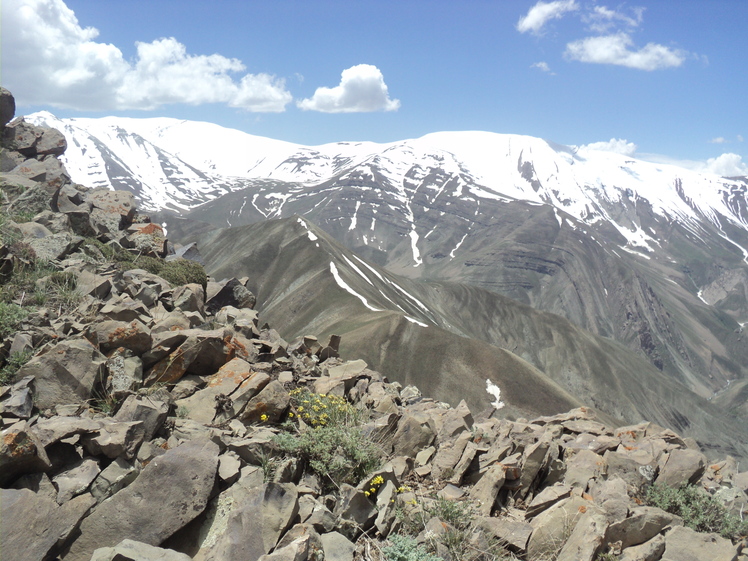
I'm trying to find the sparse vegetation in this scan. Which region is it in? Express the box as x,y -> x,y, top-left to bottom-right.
272,388 -> 381,489
0,301 -> 28,337
0,349 -> 33,386
383,535 -> 441,561
646,483 -> 748,540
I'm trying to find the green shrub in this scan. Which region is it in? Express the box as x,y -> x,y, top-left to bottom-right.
383,535 -> 441,561
646,483 -> 748,539
0,302 -> 28,338
159,259 -> 207,290
273,423 -> 381,489
426,497 -> 475,531
0,349 -> 32,386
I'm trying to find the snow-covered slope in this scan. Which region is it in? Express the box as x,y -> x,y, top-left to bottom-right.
26,111 -> 748,261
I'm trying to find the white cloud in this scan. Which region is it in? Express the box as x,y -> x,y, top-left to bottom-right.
517,0 -> 579,35
709,137 -> 728,144
297,64 -> 400,113
1,0 -> 292,111
565,33 -> 686,71
584,5 -> 644,33
579,138 -> 638,156
738,135 -> 744,143
703,153 -> 748,177
531,61 -> 555,74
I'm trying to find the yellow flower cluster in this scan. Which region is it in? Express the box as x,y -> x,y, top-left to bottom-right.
288,388 -> 357,428
260,414 -> 268,422
364,475 -> 385,497
396,485 -> 412,494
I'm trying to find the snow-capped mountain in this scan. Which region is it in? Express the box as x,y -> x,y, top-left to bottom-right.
24,112 -> 748,410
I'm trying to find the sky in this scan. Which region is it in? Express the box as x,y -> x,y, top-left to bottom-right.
2,0 -> 748,175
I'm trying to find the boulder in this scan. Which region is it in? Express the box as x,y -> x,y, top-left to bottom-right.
556,510 -> 608,561
469,464 -> 507,515
94,319 -> 152,355
90,539 -> 192,561
0,488 -> 93,561
90,457 -> 139,503
114,394 -> 169,441
655,449 -> 706,487
661,525 -> 739,561
64,438 -> 220,561
605,506 -> 683,549
477,516 -> 533,553
206,278 -> 256,315
391,414 -> 435,457
320,532 -> 356,561
0,87 -> 15,128
240,380 -> 291,425
0,420 -> 51,485
202,483 -> 299,561
86,189 -> 136,235
619,534 -> 666,561
80,418 -> 145,460
52,458 -> 100,504
15,338 -> 105,410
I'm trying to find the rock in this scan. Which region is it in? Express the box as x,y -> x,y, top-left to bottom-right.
90,457 -> 139,503
86,189 -> 136,235
655,449 -> 707,487
469,464 -> 507,515
28,231 -> 82,261
90,539 -> 193,561
65,439 -> 219,561
0,488 -> 93,561
477,516 -> 533,553
431,431 -> 471,480
125,222 -> 167,257
526,483 -> 573,518
53,458 -> 100,504
619,534 -> 667,561
0,87 -> 15,127
605,506 -> 683,549
104,351 -> 143,397
258,536 -> 310,561
564,449 -> 606,491
0,420 -> 51,485
527,495 -> 591,560
16,338 -> 106,410
661,525 -> 739,561
114,394 -> 169,441
94,319 -> 152,355
206,278 -> 256,315
335,484 -> 378,537
173,283 -> 205,315
240,380 -> 290,424
556,510 -> 608,561
320,531 -> 356,561
0,375 -> 35,418
35,126 -> 67,157
520,439 -> 550,498
203,483 -> 299,561
80,418 -> 146,460
391,414 -> 435,457
176,358 -> 269,424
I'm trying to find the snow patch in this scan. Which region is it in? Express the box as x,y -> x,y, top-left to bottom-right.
449,233 -> 468,259
405,316 -> 428,327
329,262 -> 380,312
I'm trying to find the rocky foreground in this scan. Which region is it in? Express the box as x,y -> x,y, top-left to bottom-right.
1,87 -> 747,561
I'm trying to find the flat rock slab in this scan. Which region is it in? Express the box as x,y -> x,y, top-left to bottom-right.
661,525 -> 739,561
0,488 -> 93,561
64,438 -> 219,561
90,539 -> 192,561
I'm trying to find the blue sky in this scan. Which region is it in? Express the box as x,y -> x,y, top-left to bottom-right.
3,0 -> 748,174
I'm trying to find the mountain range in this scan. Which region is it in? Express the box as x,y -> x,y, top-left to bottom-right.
25,111 -> 748,455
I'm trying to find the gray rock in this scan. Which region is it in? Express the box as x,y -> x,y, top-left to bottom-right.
564,449 -> 606,491
206,278 -> 256,315
520,439 -> 550,498
0,87 -> 15,127
203,483 -> 299,561
655,449 -> 706,487
431,431 -> 471,480
173,283 -> 205,315
0,420 -> 51,485
605,506 -> 682,549
469,464 -> 507,515
335,483 -> 378,531
16,338 -> 105,410
0,488 -> 93,561
320,531 -> 356,561
86,189 -> 136,234
556,510 -> 608,561
65,439 -> 219,561
35,126 -> 67,157
28,231 -> 82,261
477,516 -> 533,553
661,525 -> 739,561
391,414 -> 435,457
619,534 -> 666,561
80,418 -> 146,460
90,539 -> 193,561
241,380 -> 290,424
90,457 -> 139,503
94,319 -> 152,355
258,536 -> 310,561
526,483 -> 572,518
114,394 -> 169,441
527,495 -> 590,560
0,374 -> 35,418
53,458 -> 100,504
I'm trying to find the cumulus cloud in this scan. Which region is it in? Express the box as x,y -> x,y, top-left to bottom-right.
297,64 -> 400,113
565,33 -> 686,71
531,61 -> 555,74
517,0 -> 579,35
703,153 -> 748,177
579,138 -> 638,156
709,137 -> 728,144
1,0 -> 292,111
